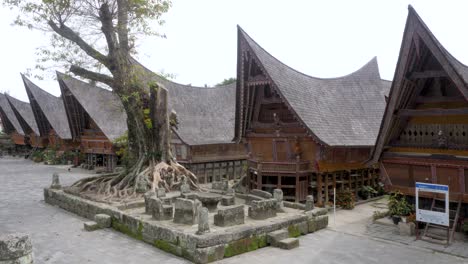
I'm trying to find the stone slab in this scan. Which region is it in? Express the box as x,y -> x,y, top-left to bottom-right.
95,214 -> 111,228
251,189 -> 272,199
0,233 -> 32,261
214,204 -> 245,227
248,199 -> 277,220
277,238 -> 299,250
84,221 -> 100,231
266,229 -> 289,246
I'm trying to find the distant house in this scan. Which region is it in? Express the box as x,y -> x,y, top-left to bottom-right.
0,93 -> 27,147
234,26 -> 390,202
58,72 -> 127,171
6,94 -> 44,148
21,74 -> 75,151
370,6 -> 468,204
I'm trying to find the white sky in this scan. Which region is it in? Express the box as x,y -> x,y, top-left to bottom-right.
1,0 -> 468,102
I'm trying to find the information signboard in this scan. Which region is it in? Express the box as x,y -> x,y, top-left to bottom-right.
415,182 -> 449,226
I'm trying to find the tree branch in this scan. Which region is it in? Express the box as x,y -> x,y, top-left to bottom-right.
117,0 -> 129,51
99,3 -> 118,56
70,65 -> 114,87
48,20 -> 110,67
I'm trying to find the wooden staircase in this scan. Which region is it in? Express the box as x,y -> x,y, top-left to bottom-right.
421,197 -> 462,246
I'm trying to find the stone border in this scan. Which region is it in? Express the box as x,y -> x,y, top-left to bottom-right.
44,188 -> 328,263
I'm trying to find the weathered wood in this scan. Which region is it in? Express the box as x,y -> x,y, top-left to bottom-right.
408,70 -> 447,80
398,107 -> 468,117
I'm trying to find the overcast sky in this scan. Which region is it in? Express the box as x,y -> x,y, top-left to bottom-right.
1,0 -> 468,102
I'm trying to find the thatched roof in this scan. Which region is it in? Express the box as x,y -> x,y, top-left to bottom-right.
132,60 -> 237,145
236,27 -> 391,147
0,93 -> 24,135
5,94 -> 40,135
21,74 -> 72,139
57,72 -> 127,141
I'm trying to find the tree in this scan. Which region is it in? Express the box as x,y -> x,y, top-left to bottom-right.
3,0 -> 200,201
215,77 -> 236,86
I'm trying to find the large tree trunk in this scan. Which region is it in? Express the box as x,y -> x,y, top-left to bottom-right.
69,71 -> 200,202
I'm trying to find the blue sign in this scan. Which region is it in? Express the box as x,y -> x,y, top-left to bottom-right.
415,183 -> 449,191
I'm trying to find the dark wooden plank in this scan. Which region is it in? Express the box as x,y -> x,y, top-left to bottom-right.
408,70 -> 447,80
398,107 -> 468,117
415,96 -> 465,103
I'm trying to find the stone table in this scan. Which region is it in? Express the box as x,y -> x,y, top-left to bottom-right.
195,193 -> 222,212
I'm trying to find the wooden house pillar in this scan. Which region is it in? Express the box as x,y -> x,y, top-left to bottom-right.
317,173 -> 323,206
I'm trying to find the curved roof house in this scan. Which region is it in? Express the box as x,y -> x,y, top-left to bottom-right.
0,93 -> 24,139
21,74 -> 71,140
369,6 -> 468,212
6,94 -> 39,136
235,26 -> 390,202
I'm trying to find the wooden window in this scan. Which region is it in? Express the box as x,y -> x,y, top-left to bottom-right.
273,140 -> 291,161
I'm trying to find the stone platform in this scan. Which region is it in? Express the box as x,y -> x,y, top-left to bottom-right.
44,188 -> 328,263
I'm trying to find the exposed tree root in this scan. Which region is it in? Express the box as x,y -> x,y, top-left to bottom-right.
67,159 -> 200,203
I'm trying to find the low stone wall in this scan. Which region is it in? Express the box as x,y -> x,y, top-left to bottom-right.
44,188 -> 329,263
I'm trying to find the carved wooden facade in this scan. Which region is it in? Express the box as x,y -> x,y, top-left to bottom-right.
235,27 -> 389,203
371,7 -> 468,203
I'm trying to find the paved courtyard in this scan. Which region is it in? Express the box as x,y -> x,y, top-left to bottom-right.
0,157 -> 467,264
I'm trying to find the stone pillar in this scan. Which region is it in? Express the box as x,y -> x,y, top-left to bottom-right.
273,189 -> 284,211
197,207 -> 210,235
156,188 -> 166,198
50,172 -> 61,189
305,195 -> 314,211
180,176 -> 191,194
144,191 -> 157,214
0,233 -> 33,264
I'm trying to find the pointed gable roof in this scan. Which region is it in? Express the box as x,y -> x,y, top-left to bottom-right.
236,27 -> 390,146
5,95 -> 39,135
132,60 -> 237,146
369,6 -> 468,164
0,93 -> 24,135
21,75 -> 72,139
57,72 -> 127,141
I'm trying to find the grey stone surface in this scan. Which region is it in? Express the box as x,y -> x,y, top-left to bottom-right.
277,238 -> 299,250
251,189 -> 273,199
266,229 -> 289,246
273,189 -> 284,211
221,195 -> 235,206
211,180 -> 228,191
94,214 -> 111,228
157,188 -> 166,198
50,172 -> 61,189
398,222 -> 415,236
248,199 -> 277,220
84,221 -> 100,232
197,207 -> 210,235
195,193 -> 221,212
174,198 -> 198,225
0,233 -> 32,262
148,197 -> 173,221
307,215 -> 328,233
304,195 -> 314,211
214,204 -> 245,227
245,194 -> 264,205
144,190 -> 157,214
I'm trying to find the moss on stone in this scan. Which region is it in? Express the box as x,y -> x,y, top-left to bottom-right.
154,240 -> 181,256
224,235 -> 266,258
111,218 -> 143,241
288,225 -> 301,238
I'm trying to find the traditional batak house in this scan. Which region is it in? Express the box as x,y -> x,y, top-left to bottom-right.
370,7 -> 468,233
0,93 -> 28,148
21,74 -> 74,150
57,73 -> 127,171
5,94 -> 44,148
234,26 -> 390,203
154,75 -> 247,184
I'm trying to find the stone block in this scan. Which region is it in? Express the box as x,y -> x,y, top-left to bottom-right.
196,193 -> 222,212
251,189 -> 272,199
84,221 -> 100,231
212,180 -> 228,191
214,204 -> 245,227
245,194 -> 264,205
144,191 -> 157,214
182,193 -> 197,200
266,229 -> 289,246
221,196 -> 235,206
180,183 -> 191,194
183,244 -> 225,264
50,172 -> 61,189
156,188 -> 166,198
174,198 -> 198,225
0,233 -> 33,263
148,197 -> 173,221
398,222 -> 415,236
94,214 -> 111,228
304,195 -> 314,211
248,199 -> 277,220
197,207 -> 210,235
309,215 -> 329,233
288,222 -> 308,237
277,238 -> 299,250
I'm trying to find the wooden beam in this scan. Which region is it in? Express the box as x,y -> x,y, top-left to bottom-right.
415,96 -> 465,103
408,70 -> 447,80
398,107 -> 468,117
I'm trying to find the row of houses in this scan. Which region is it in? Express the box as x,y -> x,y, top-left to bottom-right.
1,7 -> 467,209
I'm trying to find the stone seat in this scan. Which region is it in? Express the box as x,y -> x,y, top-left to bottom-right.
277,238 -> 299,250
195,193 -> 222,212
266,229 -> 289,246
